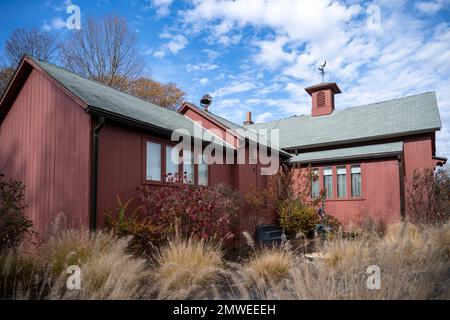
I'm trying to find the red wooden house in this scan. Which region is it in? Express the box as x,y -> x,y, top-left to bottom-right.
0,56 -> 445,233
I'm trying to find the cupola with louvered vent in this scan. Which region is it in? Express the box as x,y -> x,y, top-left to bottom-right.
305,82 -> 341,117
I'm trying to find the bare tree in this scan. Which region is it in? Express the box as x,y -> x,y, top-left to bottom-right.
60,15 -> 143,90
5,28 -> 59,66
407,168 -> 450,224
0,66 -> 15,97
128,77 -> 185,110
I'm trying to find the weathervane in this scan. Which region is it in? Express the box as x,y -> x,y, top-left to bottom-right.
318,60 -> 326,82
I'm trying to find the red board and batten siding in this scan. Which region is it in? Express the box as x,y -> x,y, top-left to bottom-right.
292,158 -> 401,226
0,69 -> 91,233
96,122 -> 143,227
95,121 -> 241,228
95,121 -> 276,229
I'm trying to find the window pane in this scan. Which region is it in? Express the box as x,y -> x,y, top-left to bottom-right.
165,146 -> 179,181
198,162 -> 208,186
351,165 -> 361,197
146,141 -> 161,181
337,166 -> 347,198
311,169 -> 319,198
323,167 -> 333,198
183,150 -> 195,184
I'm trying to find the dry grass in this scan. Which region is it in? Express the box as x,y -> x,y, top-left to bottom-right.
1,220 -> 449,300
46,232 -> 150,299
225,221 -> 450,300
240,247 -> 294,283
1,229 -> 150,299
151,238 -> 223,299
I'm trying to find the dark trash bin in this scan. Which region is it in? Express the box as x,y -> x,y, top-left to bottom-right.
255,224 -> 283,245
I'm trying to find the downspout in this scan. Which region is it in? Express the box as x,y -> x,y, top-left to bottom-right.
398,154 -> 406,220
90,116 -> 105,231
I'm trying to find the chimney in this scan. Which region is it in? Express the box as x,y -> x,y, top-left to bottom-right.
243,111 -> 254,125
305,82 -> 341,117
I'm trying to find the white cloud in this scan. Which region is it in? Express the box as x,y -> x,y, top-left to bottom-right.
202,49 -> 220,61
415,0 -> 449,14
172,0 -> 450,158
42,17 -> 67,31
153,50 -> 165,58
255,112 -> 274,122
164,34 -> 188,54
155,32 -> 188,57
253,36 -> 295,69
199,77 -> 209,85
213,81 -> 258,97
186,63 -> 219,72
181,0 -> 361,43
152,0 -> 173,17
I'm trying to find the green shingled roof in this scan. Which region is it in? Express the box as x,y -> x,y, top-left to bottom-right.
287,141 -> 403,164
29,57 -> 441,161
185,103 -> 291,157
30,57 -> 201,136
246,92 -> 441,150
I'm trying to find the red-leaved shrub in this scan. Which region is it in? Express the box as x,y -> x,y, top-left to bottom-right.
139,174 -> 240,243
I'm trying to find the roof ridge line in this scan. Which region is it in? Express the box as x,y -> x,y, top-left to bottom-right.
28,56 -> 180,114
247,91 -> 436,126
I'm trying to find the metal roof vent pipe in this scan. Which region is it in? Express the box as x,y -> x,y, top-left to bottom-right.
200,94 -> 212,112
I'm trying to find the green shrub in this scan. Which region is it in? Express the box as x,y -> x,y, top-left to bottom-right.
106,197 -> 161,256
0,173 -> 33,250
278,198 -> 319,237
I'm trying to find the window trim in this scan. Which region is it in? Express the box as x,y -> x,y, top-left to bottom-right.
198,160 -> 209,186
143,136 -> 181,185
323,166 -> 333,199
350,164 -> 362,198
336,166 -> 347,198
144,139 -> 163,184
165,144 -> 183,183
311,168 -> 320,199
307,162 -> 364,201
142,136 -> 209,186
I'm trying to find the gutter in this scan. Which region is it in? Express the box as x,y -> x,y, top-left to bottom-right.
90,116 -> 105,231
285,151 -> 403,165
282,129 -> 441,153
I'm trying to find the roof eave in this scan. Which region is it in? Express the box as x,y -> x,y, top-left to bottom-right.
286,151 -> 402,165
87,106 -> 235,151
282,129 -> 441,151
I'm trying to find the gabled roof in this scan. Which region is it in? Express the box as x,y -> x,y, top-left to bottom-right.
246,92 -> 441,150
25,57 -> 199,136
180,102 -> 291,157
287,141 -> 403,164
180,102 -> 245,131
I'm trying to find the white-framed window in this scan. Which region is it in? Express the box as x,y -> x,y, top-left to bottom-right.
165,145 -> 179,181
323,167 -> 333,198
337,166 -> 347,198
146,141 -> 161,181
183,149 -> 195,184
198,162 -> 208,186
351,165 -> 361,197
311,168 -> 319,198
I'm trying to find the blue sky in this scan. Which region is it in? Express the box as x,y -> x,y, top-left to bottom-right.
1,0 -> 449,158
